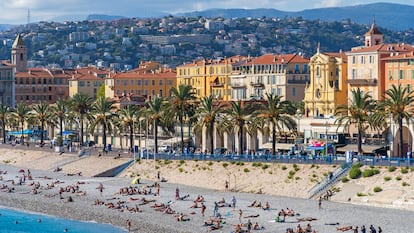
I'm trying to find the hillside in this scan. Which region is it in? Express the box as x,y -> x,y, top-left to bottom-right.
179,3 -> 414,30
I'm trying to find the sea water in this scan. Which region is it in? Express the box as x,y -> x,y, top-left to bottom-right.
0,207 -> 126,233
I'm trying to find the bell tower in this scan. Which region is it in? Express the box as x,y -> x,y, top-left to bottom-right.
11,34 -> 27,72
365,21 -> 383,47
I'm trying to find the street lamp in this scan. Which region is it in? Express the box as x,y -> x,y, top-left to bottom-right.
325,121 -> 329,156
296,109 -> 302,139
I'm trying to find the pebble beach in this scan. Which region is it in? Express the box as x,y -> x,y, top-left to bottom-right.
0,147 -> 413,232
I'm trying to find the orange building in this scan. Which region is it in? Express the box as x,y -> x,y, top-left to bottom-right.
15,68 -> 71,105
69,67 -> 110,99
383,52 -> 414,92
105,61 -> 176,100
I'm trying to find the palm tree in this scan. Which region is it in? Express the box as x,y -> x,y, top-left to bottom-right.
0,104 -> 10,144
256,93 -> 297,155
53,99 -> 69,138
72,93 -> 93,147
12,103 -> 31,144
146,96 -> 166,154
169,84 -> 196,153
90,96 -> 116,152
335,88 -> 374,155
32,102 -> 51,146
195,95 -> 221,154
381,84 -> 414,157
117,104 -> 138,152
225,101 -> 252,155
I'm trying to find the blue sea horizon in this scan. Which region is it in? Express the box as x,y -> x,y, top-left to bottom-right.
0,206 -> 127,233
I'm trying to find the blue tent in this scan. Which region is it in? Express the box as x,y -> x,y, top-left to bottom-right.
8,129 -> 33,135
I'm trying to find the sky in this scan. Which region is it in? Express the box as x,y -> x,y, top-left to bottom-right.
1,0 -> 413,24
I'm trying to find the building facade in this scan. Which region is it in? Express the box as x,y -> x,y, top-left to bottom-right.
304,49 -> 348,117
176,56 -> 245,101
69,67 -> 110,99
230,54 -> 310,102
105,61 -> 176,100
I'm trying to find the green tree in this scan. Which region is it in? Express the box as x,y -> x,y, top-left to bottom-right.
195,95 -> 221,154
72,93 -> 93,147
256,93 -> 296,155
146,96 -> 166,154
0,104 -> 11,144
97,84 -> 105,98
32,102 -> 51,146
335,88 -> 374,155
225,101 -> 252,155
381,84 -> 414,157
12,103 -> 31,144
90,96 -> 116,151
52,99 -> 69,138
169,84 -> 196,153
117,104 -> 138,152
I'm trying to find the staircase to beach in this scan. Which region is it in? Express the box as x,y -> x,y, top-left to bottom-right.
308,162 -> 353,199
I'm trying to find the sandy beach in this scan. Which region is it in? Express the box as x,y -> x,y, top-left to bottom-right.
0,145 -> 413,233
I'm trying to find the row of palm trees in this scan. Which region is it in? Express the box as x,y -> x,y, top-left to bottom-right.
335,84 -> 414,157
1,83 -> 410,157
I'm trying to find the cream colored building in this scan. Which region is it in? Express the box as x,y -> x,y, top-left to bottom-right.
68,67 -> 110,98
304,48 -> 348,117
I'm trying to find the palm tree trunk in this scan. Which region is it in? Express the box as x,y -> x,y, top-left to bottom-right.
40,120 -> 44,146
357,124 -> 362,156
180,116 -> 184,153
399,117 -> 403,158
80,114 -> 84,146
21,121 -> 24,144
103,123 -> 107,152
129,124 -> 134,152
209,123 -> 214,154
272,123 -> 276,156
2,121 -> 6,144
59,117 -> 63,137
155,119 -> 158,154
239,121 -> 243,155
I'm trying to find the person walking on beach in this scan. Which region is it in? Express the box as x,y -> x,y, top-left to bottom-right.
213,202 -> 219,217
231,196 -> 236,209
238,209 -> 243,223
175,187 -> 180,200
318,196 -> 322,209
201,202 -> 206,217
126,219 -> 131,232
157,183 -> 160,197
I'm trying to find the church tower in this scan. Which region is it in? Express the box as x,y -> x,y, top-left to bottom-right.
364,21 -> 383,47
11,34 -> 27,72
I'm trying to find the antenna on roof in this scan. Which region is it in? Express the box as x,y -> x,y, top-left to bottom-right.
27,8 -> 30,30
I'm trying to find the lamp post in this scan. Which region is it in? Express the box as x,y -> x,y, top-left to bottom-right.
133,119 -> 136,164
296,109 -> 302,141
325,121 -> 329,156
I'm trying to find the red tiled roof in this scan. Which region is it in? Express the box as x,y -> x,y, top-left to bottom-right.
243,53 -> 309,65
348,43 -> 414,54
112,70 -> 176,79
324,52 -> 348,62
365,22 -> 382,36
382,51 -> 414,60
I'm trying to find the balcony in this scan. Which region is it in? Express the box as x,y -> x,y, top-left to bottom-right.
231,83 -> 246,88
287,79 -> 309,84
347,79 -> 377,86
250,81 -> 264,88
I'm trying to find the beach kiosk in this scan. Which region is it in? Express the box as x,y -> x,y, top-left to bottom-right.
306,140 -> 334,159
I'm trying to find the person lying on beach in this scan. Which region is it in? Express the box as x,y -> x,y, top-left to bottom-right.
209,219 -> 222,231
297,217 -> 318,222
285,208 -> 295,216
176,213 -> 190,221
248,200 -> 257,207
254,222 -> 264,230
94,199 -> 105,205
151,202 -> 165,208
190,201 -> 199,208
162,205 -> 175,214
244,214 -> 260,218
254,201 -> 262,208
178,194 -> 190,201
218,197 -> 225,204
336,226 -> 353,231
139,197 -> 155,205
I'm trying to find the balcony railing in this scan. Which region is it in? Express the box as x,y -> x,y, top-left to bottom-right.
231,83 -> 246,88
287,79 -> 309,84
210,82 -> 224,88
347,79 -> 377,86
250,81 -> 264,88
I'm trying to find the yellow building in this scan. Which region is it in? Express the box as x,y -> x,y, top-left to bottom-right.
105,61 -> 176,100
176,56 -> 246,101
304,48 -> 348,117
68,67 -> 110,98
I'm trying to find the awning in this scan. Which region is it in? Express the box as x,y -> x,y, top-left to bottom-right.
336,144 -> 385,153
8,129 -> 33,135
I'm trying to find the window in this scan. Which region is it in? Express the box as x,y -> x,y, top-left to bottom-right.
137,80 -> 141,85
316,66 -> 320,77
360,56 -> 365,64
152,80 -> 155,86
352,69 -> 357,79
399,70 -> 404,80
277,88 -> 282,96
369,56 -> 374,63
408,84 -> 412,92
352,56 -> 356,64
292,87 -> 296,96
159,90 -> 163,97
295,64 -> 300,73
304,64 -> 308,73
159,80 -> 163,85
412,70 -> 414,79
388,71 -> 392,80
